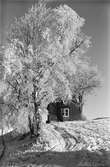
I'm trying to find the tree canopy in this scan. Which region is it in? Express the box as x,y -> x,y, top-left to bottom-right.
2,1 -> 101,133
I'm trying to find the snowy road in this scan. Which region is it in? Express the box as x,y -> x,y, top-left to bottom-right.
0,119 -> 110,166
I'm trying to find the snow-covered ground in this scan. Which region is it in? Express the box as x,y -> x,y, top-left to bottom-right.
0,118 -> 110,166
0,127 -> 13,136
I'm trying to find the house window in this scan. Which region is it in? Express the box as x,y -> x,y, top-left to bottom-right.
62,108 -> 69,117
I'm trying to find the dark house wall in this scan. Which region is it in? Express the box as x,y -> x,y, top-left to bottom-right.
47,101 -> 86,122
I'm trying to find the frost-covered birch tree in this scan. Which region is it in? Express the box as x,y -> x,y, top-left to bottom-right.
69,64 -> 101,113
3,1 -> 97,135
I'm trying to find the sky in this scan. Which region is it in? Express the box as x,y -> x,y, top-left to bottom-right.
0,0 -> 110,119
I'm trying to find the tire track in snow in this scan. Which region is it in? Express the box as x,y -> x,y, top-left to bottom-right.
40,124 -> 66,151
53,125 -> 79,151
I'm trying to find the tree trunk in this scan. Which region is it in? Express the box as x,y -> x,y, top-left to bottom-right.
28,115 -> 34,138
0,103 -> 6,163
78,92 -> 84,113
79,102 -> 83,113
33,102 -> 40,137
0,126 -> 6,164
32,83 -> 40,137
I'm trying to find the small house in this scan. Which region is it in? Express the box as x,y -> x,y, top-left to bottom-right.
47,100 -> 86,123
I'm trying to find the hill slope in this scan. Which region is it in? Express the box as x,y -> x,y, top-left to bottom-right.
0,118 -> 110,167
